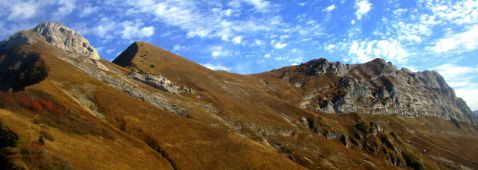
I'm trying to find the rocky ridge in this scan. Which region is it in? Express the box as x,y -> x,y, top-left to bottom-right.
280,58 -> 474,122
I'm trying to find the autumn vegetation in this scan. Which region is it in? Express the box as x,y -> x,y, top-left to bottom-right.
0,91 -> 111,138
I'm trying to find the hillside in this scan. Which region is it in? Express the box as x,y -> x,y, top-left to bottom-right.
0,22 -> 477,170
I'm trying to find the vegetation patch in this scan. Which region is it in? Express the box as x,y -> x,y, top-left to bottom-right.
0,90 -> 112,138
0,122 -> 21,170
21,142 -> 72,170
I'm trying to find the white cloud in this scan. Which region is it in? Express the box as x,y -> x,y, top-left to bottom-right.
106,49 -> 115,54
424,0 -> 478,25
433,63 -> 478,110
432,25 -> 478,53
273,42 -> 287,49
202,63 -> 231,71
455,87 -> 478,110
232,36 -> 243,44
54,0 -> 76,19
434,64 -> 478,80
172,45 -> 187,52
323,4 -> 336,13
274,56 -> 303,64
355,0 -> 372,20
348,41 -> 372,63
79,5 -> 99,17
222,9 -> 233,17
253,39 -> 264,46
211,51 -> 221,58
91,18 -> 155,41
271,40 -> 287,49
120,21 -> 155,40
93,18 -> 117,39
241,0 -> 271,12
347,40 -> 408,64
8,1 -> 38,20
210,46 -> 230,58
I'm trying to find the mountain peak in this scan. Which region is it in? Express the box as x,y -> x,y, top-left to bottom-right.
1,21 -> 100,60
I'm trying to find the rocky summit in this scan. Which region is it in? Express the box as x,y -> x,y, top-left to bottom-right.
0,22 -> 477,170
0,22 -> 100,60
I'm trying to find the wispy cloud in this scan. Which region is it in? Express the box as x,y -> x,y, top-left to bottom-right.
240,0 -> 271,12
202,63 -> 231,71
7,1 -> 39,20
431,25 -> 478,53
210,46 -> 230,58
125,0 -> 282,42
323,4 -> 336,13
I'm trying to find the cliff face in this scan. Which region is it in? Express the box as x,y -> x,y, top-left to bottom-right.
265,58 -> 474,122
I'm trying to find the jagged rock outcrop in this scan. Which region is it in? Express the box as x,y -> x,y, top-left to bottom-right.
296,58 -> 350,76
280,58 -> 474,122
130,72 -> 193,94
0,22 -> 100,60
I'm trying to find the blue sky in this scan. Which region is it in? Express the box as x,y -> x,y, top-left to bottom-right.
0,0 -> 478,110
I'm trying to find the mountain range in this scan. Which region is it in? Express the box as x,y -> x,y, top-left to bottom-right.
0,22 -> 477,170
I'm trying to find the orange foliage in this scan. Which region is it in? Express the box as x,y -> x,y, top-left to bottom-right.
0,91 -> 64,115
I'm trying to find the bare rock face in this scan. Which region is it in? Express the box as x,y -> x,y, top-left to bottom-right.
0,22 -> 100,60
130,72 -> 193,94
285,58 -> 474,122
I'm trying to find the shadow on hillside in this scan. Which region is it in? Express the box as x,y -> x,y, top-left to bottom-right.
0,51 -> 48,92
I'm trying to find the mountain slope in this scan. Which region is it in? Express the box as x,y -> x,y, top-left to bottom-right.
0,23 -> 305,170
0,22 -> 477,170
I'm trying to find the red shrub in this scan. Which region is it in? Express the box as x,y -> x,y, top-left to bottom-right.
39,99 -> 54,112
30,101 -> 43,113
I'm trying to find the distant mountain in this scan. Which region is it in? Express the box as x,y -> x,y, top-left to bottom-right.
1,22 -> 477,170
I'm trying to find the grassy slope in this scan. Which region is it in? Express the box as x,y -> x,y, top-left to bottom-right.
1,43 -> 306,169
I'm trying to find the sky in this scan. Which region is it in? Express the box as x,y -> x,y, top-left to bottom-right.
0,0 -> 477,110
